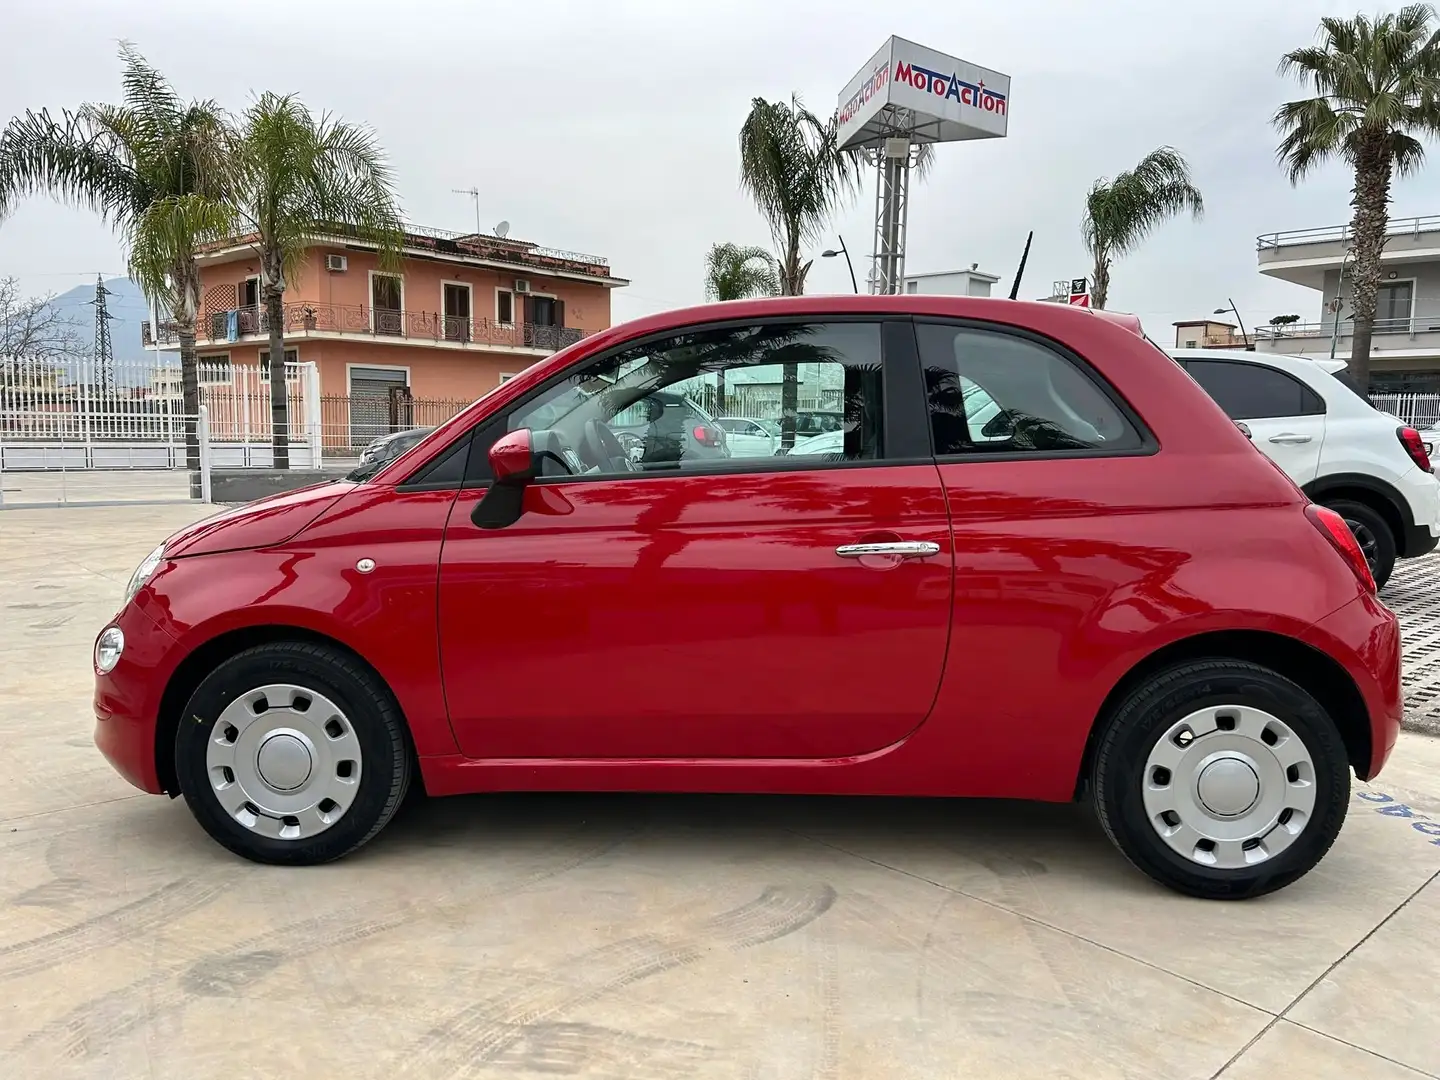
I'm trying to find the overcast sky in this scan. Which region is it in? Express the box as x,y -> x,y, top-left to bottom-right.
3,0 -> 1438,336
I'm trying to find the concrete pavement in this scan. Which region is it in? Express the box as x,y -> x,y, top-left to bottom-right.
1,503 -> 1436,1079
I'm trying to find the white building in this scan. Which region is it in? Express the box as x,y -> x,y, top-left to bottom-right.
1254,214 -> 1440,392
901,267 -> 1000,297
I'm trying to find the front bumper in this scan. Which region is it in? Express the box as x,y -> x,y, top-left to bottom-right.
93,601 -> 181,794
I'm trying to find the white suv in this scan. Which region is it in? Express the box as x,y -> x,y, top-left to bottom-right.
1171,348 -> 1440,588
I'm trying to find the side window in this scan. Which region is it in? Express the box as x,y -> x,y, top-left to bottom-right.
504,322 -> 885,475
1187,360 -> 1323,420
917,323 -> 1145,455
401,432 -> 470,489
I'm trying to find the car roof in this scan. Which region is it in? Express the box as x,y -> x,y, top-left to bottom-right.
597,294 -> 1148,342
1168,347 -> 1348,376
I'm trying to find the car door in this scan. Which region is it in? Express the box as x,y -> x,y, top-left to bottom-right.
436,318 -> 953,760
1182,358 -> 1326,484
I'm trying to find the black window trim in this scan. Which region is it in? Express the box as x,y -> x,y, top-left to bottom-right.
912,316 -> 1159,463
1180,356 -> 1326,419
441,313 -> 930,491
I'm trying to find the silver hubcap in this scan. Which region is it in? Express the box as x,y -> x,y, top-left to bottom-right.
1142,705 -> 1317,869
205,684 -> 362,840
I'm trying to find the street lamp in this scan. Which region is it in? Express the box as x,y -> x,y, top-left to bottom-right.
1330,249 -> 1354,361
1215,300 -> 1250,350
821,236 -> 859,294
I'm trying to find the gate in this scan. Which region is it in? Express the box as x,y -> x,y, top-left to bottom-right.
0,354 -> 320,507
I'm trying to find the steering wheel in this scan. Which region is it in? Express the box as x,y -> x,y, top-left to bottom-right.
580,419 -> 633,473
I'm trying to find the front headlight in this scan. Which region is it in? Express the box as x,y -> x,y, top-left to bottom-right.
123,543 -> 166,608
94,626 -> 125,674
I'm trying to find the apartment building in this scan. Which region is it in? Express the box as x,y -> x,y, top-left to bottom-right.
142,223 -> 628,411
1173,319 -> 1247,350
1254,213 -> 1440,391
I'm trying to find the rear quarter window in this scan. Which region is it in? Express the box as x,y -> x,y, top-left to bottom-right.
1186,359 -> 1324,420
916,322 -> 1147,456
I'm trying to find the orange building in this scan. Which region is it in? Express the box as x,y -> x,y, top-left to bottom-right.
142,223 -> 626,415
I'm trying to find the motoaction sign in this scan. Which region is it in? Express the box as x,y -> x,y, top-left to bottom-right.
836,36 -> 1011,152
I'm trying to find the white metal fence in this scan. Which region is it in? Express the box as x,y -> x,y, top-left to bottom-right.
1,354 -> 322,475
1370,393 -> 1440,430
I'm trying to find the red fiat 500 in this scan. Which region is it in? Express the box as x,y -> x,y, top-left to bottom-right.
93,296 -> 1402,899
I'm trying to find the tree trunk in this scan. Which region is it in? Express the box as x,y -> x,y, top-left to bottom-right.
263,253 -> 290,469
779,229 -> 802,451
1346,143 -> 1394,395
179,325 -> 200,477
1090,254 -> 1110,311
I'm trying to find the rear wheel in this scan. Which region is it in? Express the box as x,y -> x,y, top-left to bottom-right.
175,641 -> 411,865
1323,498 -> 1396,589
1092,660 -> 1349,899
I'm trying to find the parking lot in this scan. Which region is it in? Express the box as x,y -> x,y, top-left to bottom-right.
1,502 -> 1438,1079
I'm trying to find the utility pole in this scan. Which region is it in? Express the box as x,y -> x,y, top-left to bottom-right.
88,274 -> 115,396
452,187 -> 481,235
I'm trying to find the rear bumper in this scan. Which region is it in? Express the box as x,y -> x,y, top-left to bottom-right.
1397,466 -> 1440,556
1401,521 -> 1439,558
93,602 -> 180,794
1311,593 -> 1404,779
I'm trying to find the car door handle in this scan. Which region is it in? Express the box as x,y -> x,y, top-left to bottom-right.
1268,433 -> 1313,444
835,542 -> 941,559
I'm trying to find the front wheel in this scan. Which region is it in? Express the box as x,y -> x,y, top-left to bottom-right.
1091,660 -> 1350,899
175,641 -> 412,865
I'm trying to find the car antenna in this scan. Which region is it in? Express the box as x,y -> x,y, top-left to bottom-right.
1008,230 -> 1033,300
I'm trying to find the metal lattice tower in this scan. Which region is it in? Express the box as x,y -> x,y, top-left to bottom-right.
88,274 -> 115,396
868,137 -> 915,295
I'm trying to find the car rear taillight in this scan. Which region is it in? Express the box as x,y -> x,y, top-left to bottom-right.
1398,426 -> 1433,472
1305,504 -> 1376,594
693,424 -> 722,447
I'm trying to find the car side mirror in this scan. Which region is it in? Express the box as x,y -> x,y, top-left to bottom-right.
472,429 -> 537,530
489,428 -> 537,485
1235,421 -> 1253,440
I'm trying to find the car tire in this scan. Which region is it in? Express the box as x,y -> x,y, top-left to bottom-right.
1091,659 -> 1349,900
175,641 -> 412,866
1324,498 -> 1396,590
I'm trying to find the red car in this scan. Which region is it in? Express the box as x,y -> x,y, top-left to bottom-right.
93,296 -> 1401,899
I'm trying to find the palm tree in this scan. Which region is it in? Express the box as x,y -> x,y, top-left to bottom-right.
703,242 -> 780,302
1081,147 -> 1204,311
703,242 -> 778,414
738,95 -> 864,298
1275,5 -> 1440,392
0,43 -> 233,473
739,95 -> 862,446
228,92 -> 403,467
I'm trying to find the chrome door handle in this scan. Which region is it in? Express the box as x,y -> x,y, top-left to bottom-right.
1268,433 -> 1313,444
835,541 -> 941,559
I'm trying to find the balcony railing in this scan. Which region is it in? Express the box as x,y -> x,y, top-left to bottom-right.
1253,316 -> 1438,340
143,301 -> 591,352
1257,214 -> 1440,251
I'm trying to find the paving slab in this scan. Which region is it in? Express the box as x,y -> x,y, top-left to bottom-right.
0,502 -> 1437,1078
1218,1020 -> 1431,1079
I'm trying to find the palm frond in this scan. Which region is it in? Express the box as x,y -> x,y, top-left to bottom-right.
125,192 -> 235,311
0,108 -> 142,225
